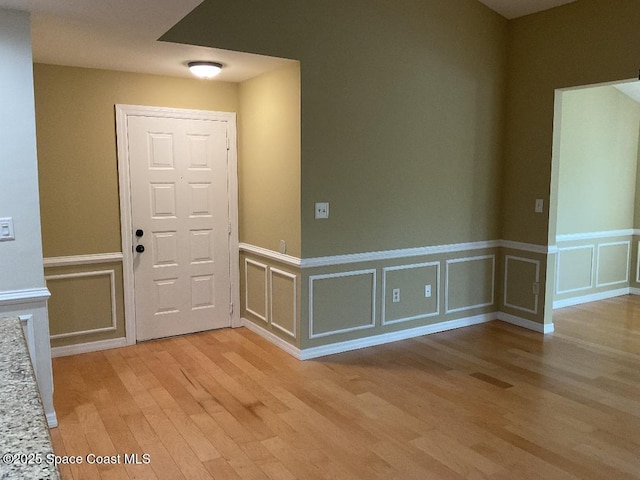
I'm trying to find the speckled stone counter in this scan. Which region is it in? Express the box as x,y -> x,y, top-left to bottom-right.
0,316 -> 60,480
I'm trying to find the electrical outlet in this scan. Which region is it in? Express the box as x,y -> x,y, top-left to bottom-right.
535,199 -> 544,213
315,202 -> 329,219
532,282 -> 540,295
424,284 -> 432,298
392,288 -> 400,303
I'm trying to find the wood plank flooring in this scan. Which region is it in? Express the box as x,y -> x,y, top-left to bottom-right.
50,295 -> 640,479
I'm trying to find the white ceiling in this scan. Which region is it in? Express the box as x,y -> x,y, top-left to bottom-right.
0,0 -> 293,82
0,0 -> 580,81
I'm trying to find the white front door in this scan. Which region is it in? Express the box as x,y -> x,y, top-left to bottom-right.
123,109 -> 234,341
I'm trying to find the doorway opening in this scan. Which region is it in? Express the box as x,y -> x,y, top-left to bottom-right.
549,79 -> 640,314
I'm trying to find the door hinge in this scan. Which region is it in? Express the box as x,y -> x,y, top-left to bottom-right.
229,303 -> 234,315
228,222 -> 232,235
226,135 -> 230,151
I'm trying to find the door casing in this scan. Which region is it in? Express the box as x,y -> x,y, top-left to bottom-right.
115,104 -> 241,345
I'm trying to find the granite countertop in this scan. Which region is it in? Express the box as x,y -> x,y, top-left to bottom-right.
0,316 -> 59,480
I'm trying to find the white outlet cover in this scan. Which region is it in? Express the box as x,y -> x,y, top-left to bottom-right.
392,288 -> 400,303
424,285 -> 432,298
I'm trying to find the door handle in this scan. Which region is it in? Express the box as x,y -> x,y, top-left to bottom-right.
136,245 -> 145,253
135,229 -> 144,237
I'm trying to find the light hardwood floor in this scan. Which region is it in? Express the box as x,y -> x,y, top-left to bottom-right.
50,296 -> 640,479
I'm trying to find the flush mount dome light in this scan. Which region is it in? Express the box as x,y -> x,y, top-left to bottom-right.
188,61 -> 223,79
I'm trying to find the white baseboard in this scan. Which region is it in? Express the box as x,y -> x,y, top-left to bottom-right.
553,287 -> 630,310
498,312 -> 554,334
51,337 -> 127,358
242,312 -> 548,360
241,319 -> 302,359
630,287 -> 640,296
300,313 -> 495,360
46,412 -> 58,429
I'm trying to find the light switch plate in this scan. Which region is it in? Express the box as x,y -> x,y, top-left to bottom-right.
535,199 -> 544,213
0,217 -> 15,241
315,202 -> 329,219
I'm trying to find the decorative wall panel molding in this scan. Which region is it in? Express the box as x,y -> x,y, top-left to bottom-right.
45,269 -> 117,340
556,229 -> 634,243
242,240 -> 552,270
44,252 -> 123,267
309,269 -> 376,339
0,288 -> 50,306
637,241 -> 640,284
269,267 -> 297,339
595,241 -> 630,287
381,261 -> 440,325
239,243 -> 301,267
445,255 -> 495,314
244,258 -> 268,323
556,245 -> 595,294
503,255 -> 540,315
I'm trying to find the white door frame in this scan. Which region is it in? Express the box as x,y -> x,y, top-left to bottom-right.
115,104 -> 241,346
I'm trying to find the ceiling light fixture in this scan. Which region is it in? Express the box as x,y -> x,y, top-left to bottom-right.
188,61 -> 223,79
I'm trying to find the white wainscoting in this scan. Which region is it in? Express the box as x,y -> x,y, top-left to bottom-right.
503,255 -> 540,315
637,241 -> 640,284
244,258 -> 269,323
554,231 -> 635,309
239,243 -> 301,267
0,288 -> 50,305
445,255 -> 495,314
555,245 -> 595,294
381,261 -> 440,325
595,241 -> 630,287
44,253 -> 125,357
45,269 -> 118,339
308,269 -> 377,339
240,242 -> 552,361
241,251 -> 299,340
43,252 -> 124,267
556,229 -> 635,242
269,267 -> 297,339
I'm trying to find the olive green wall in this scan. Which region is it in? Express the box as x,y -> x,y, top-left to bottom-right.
162,0 -> 560,345
42,0 -> 640,352
163,0 -> 508,257
238,63 -> 301,256
556,86 -> 640,235
34,64 -> 239,347
504,0 -> 640,246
